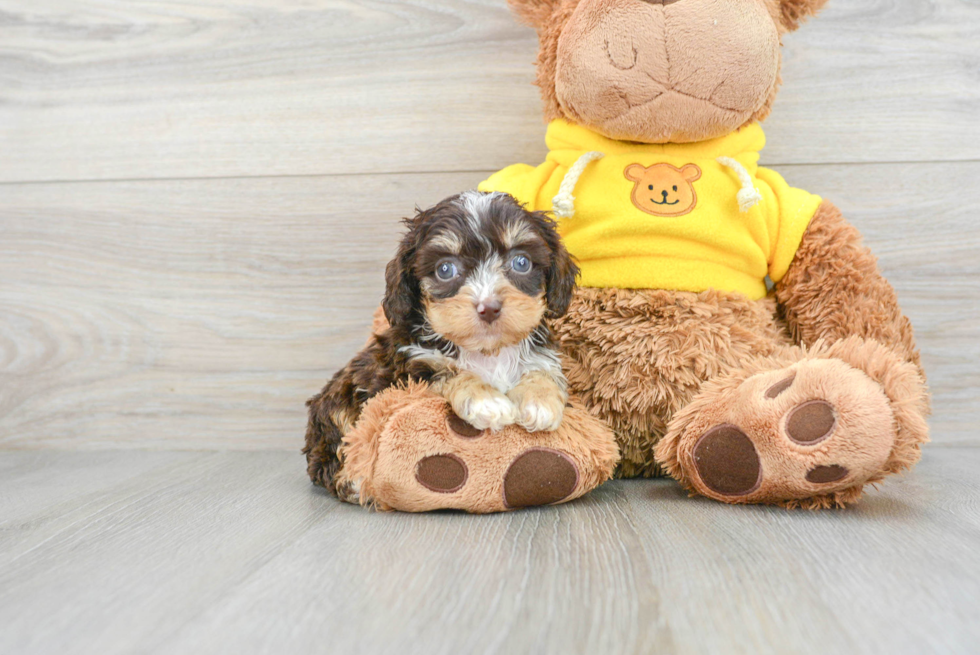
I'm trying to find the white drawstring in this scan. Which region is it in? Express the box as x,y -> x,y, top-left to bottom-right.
551,151 -> 605,219
716,156 -> 762,212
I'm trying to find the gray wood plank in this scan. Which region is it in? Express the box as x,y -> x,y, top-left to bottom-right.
0,0 -> 978,183
0,171 -> 478,449
1,162 -> 977,449
0,449 -> 977,655
0,451 -> 339,655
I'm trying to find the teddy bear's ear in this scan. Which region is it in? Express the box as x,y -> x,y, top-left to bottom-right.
624,164 -> 646,182
777,0 -> 830,31
681,164 -> 702,182
506,0 -> 559,29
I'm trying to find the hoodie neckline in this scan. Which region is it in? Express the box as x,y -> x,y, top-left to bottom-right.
544,119 -> 767,160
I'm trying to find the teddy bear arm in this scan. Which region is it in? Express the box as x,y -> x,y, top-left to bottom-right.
775,199 -> 923,374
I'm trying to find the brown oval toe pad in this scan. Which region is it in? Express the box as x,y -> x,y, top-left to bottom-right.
765,373 -> 796,399
416,454 -> 468,493
693,425 -> 762,496
806,464 -> 849,483
447,412 -> 484,438
503,449 -> 579,509
786,400 -> 836,444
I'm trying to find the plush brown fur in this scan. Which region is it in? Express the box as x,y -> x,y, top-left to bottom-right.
776,201 -> 923,374
337,382 -> 619,513
553,287 -> 792,477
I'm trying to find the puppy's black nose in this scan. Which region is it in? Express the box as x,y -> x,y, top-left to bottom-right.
477,299 -> 502,324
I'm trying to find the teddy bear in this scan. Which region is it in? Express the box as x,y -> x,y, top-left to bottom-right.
306,0 -> 929,512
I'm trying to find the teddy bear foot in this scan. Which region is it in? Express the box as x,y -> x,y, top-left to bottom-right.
657,340 -> 929,508
414,445 -> 579,509
336,383 -> 619,513
675,359 -> 894,507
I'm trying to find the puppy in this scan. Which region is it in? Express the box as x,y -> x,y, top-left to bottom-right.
304,191 -> 579,496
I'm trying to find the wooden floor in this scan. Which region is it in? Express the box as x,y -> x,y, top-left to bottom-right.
1,0 -> 979,653
1,448 -> 978,655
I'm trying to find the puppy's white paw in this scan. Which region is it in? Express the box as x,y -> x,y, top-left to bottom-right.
517,398 -> 565,433
459,394 -> 517,432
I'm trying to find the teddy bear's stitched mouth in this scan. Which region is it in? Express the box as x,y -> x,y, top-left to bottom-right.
650,198 -> 679,205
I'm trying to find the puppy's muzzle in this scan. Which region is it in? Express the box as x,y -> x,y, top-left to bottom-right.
476,299 -> 502,324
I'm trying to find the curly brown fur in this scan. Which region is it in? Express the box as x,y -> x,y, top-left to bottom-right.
304,326 -> 426,495
552,287 -> 793,477
507,0 -> 560,29
334,380 -> 436,509
776,200 -> 924,374
517,0 -> 578,123
775,0 -> 830,31
305,192 -> 578,495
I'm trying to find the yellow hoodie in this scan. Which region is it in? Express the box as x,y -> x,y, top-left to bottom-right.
479,120 -> 822,300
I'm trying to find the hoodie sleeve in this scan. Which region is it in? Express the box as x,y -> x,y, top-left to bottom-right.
756,166 -> 823,284
478,162 -> 558,212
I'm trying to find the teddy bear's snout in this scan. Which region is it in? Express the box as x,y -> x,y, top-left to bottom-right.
554,0 -> 781,143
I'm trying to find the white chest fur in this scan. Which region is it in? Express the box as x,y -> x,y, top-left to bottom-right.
456,346 -> 526,393
401,337 -> 563,394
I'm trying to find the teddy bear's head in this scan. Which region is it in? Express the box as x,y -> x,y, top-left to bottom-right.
508,0 -> 828,144
624,162 -> 702,216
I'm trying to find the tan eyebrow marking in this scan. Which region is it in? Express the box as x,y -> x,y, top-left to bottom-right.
502,221 -> 539,250
429,231 -> 462,254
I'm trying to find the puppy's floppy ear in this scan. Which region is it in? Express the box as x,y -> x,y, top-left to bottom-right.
537,212 -> 579,318
507,0 -> 559,29
381,212 -> 423,332
778,0 -> 829,31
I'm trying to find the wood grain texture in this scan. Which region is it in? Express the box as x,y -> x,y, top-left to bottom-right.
0,448 -> 978,655
1,162 -> 977,449
1,2 -> 976,652
0,0 -> 978,184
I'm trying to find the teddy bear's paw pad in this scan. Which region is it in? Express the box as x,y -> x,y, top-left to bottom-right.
446,412 -> 485,438
785,400 -> 836,445
806,464 -> 849,484
503,448 -> 579,508
693,425 -> 762,496
415,454 -> 468,493
764,372 -> 795,399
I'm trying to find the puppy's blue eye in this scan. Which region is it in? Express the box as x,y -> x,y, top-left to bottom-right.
435,260 -> 458,281
511,255 -> 531,274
